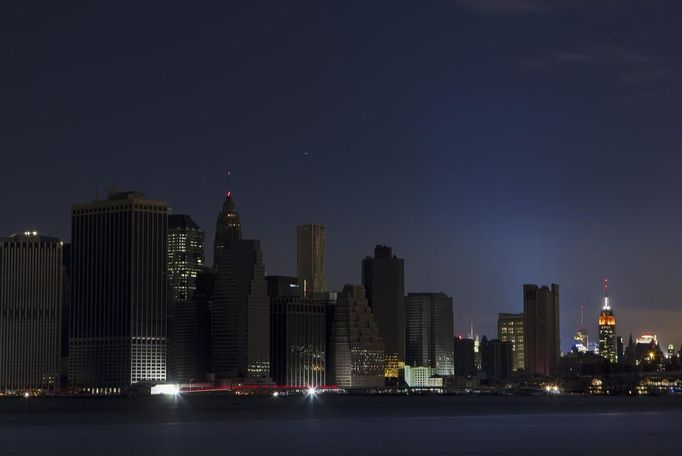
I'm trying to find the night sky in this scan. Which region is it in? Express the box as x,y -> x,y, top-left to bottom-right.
3,1 -> 682,351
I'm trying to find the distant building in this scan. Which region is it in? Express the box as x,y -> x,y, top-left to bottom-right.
405,292 -> 454,376
269,290 -> 326,388
69,192 -> 168,391
480,337 -> 513,382
296,224 -> 326,295
616,336 -> 624,364
598,279 -> 616,364
404,366 -> 443,387
362,245 -> 405,379
168,215 -> 205,303
497,313 -> 524,371
523,284 -> 560,376
0,232 -> 63,392
453,337 -> 476,377
172,268 -> 214,384
329,285 -> 384,388
211,193 -> 269,382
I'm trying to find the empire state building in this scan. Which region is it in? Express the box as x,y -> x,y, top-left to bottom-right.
598,278 -> 617,363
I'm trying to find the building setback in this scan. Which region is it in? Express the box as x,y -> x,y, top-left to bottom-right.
211,194 -> 269,382
269,277 -> 326,387
296,224 -> 326,295
69,192 -> 168,390
329,285 -> 384,388
0,232 -> 63,391
523,284 -> 560,377
497,313 -> 524,371
405,292 -> 454,376
362,245 -> 405,379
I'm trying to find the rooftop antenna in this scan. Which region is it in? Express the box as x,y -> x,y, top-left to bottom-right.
580,305 -> 584,328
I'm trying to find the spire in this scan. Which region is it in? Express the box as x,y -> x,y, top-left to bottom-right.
602,277 -> 610,310
469,317 -> 474,339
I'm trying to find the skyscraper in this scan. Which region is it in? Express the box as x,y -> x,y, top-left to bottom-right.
405,292 -> 454,376
497,313 -> 524,371
172,267 -> 214,384
297,224 -> 326,295
361,245 -> 405,380
69,192 -> 168,391
268,276 -> 326,387
168,215 -> 205,303
213,192 -> 242,268
480,337 -> 513,382
453,336 -> 476,377
329,285 -> 384,388
211,194 -> 269,382
523,284 -> 560,377
598,279 -> 617,364
0,232 -> 63,392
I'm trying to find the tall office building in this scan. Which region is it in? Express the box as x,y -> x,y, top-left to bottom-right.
497,313 -> 524,371
480,337 -> 513,382
168,215 -> 205,303
69,192 -> 168,390
213,192 -> 242,267
269,277 -> 326,387
598,279 -> 617,364
405,292 -> 454,376
211,194 -> 269,382
172,268 -> 214,384
616,336 -> 624,364
453,336 -> 476,377
297,224 -> 326,295
329,285 -> 384,388
0,232 -> 63,392
361,245 -> 405,379
523,284 -> 560,376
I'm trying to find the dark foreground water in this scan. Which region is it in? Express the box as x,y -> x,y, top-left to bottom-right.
2,394 -> 682,455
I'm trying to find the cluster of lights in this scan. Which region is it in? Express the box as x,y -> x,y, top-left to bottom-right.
545,385 -> 560,395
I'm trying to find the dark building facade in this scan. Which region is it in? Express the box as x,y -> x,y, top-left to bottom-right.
266,275 -> 304,299
172,268 -> 214,384
523,284 -> 560,377
405,292 -> 454,376
211,194 -> 269,382
269,289 -> 326,387
0,232 -> 63,392
69,192 -> 168,390
213,192 -> 241,269
480,337 -> 513,382
329,285 -> 384,388
361,245 -> 405,379
453,336 -> 476,377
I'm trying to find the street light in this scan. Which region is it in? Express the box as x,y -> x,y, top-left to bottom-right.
189,378 -> 194,392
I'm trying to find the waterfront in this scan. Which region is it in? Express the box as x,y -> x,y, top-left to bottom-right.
1,395 -> 681,455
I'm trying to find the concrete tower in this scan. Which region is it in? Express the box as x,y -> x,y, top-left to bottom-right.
296,224 -> 326,295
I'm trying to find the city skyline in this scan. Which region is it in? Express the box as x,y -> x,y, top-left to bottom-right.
3,2 -> 682,352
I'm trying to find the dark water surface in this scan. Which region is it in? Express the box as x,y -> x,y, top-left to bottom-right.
1,395 -> 681,455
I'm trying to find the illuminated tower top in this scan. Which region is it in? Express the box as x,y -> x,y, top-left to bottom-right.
603,278 -> 610,310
